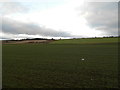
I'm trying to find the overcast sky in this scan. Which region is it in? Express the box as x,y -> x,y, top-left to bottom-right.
0,0 -> 119,39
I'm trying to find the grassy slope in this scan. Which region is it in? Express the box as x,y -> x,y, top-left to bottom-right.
51,38 -> 118,44
3,38 -> 118,88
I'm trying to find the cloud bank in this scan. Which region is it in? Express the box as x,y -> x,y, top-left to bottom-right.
81,2 -> 118,36
1,17 -> 72,38
0,1 -> 119,39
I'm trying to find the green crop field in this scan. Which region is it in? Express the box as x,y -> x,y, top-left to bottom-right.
2,38 -> 119,88
51,37 -> 118,44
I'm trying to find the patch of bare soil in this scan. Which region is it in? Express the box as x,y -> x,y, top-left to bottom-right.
2,40 -> 54,44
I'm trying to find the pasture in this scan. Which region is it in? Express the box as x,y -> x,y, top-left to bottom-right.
2,38 -> 118,88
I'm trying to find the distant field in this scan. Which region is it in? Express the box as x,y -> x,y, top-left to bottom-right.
51,38 -> 118,44
2,38 -> 119,88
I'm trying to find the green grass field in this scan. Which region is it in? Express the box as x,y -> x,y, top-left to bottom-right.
51,38 -> 118,44
2,38 -> 119,88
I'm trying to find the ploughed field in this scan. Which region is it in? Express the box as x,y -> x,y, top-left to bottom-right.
2,38 -> 118,88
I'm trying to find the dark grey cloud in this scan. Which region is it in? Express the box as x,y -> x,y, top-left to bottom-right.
81,2 -> 118,36
1,17 -> 72,37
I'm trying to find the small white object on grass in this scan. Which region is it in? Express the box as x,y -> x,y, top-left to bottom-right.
91,78 -> 93,80
81,58 -> 85,60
